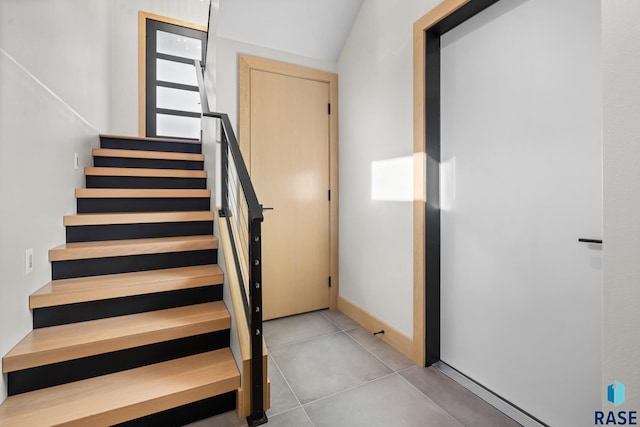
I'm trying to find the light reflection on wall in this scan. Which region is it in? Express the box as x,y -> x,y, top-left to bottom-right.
371,156 -> 413,201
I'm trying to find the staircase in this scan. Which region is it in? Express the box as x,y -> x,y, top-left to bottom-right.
0,135 -> 240,426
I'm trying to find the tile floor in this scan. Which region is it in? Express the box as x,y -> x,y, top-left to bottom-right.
187,310 -> 521,427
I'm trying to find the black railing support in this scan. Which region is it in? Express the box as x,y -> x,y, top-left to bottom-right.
220,126 -> 229,216
248,218 -> 267,426
194,60 -> 267,426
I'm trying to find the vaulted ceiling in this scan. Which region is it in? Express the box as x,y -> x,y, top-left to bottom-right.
217,0 -> 364,62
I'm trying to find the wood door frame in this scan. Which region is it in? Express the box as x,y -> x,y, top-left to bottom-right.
239,55 -> 339,311
138,11 -> 208,137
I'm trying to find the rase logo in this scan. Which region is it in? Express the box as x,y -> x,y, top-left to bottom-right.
595,381 -> 637,425
609,381 -> 626,407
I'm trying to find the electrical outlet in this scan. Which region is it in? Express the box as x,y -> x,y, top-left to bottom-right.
74,153 -> 79,170
25,248 -> 34,275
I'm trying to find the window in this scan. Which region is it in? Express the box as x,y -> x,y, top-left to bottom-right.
144,18 -> 207,140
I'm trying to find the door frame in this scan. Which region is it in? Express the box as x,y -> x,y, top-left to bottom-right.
138,11 -> 208,137
239,55 -> 339,310
413,0 -> 505,367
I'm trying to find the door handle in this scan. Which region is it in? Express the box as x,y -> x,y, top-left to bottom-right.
578,238 -> 602,244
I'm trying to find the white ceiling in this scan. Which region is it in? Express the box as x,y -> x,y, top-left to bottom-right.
217,0 -> 364,62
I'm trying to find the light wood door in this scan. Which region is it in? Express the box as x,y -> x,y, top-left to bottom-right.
249,69 -> 330,320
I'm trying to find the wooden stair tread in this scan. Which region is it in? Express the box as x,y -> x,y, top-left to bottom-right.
63,211 -> 214,226
30,265 -> 223,309
0,349 -> 239,427
93,148 -> 204,161
75,188 -> 210,198
100,134 -> 202,145
3,302 -> 229,373
85,167 -> 207,178
49,235 -> 218,262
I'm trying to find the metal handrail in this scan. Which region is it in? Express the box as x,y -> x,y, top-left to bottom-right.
194,60 -> 267,426
194,62 -> 263,222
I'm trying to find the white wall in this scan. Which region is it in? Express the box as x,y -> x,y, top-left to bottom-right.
215,37 -> 336,129
337,0 -> 440,337
217,0 -> 363,63
602,0 -> 640,410
0,0 -> 111,131
0,50 -> 99,405
109,0 -> 210,136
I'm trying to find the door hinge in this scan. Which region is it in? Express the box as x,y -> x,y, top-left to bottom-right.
328,103 -> 331,115
328,189 -> 331,201
328,276 -> 332,288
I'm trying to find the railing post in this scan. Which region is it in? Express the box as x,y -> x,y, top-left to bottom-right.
247,218 -> 267,426
220,125 -> 229,216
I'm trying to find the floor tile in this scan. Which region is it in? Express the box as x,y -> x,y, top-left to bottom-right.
264,407 -> 313,427
183,410 -> 248,427
267,355 -> 300,415
399,366 -> 521,427
305,373 -> 464,427
346,327 -> 415,371
321,309 -> 360,330
264,311 -> 340,348
269,332 -> 392,404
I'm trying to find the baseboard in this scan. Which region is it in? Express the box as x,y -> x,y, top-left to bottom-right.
434,362 -> 548,427
337,296 -> 415,363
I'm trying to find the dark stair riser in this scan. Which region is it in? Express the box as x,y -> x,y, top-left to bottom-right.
7,331 -> 230,396
51,249 -> 217,280
94,156 -> 204,170
33,285 -> 223,328
77,197 -> 210,213
66,221 -> 213,243
115,393 -> 236,427
100,137 -> 202,154
86,176 -> 207,189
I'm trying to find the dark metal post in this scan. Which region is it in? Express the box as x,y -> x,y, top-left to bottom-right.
220,126 -> 229,216
247,218 -> 267,426
425,29 -> 441,367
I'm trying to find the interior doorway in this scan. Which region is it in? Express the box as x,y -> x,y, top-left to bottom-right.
239,56 -> 339,320
414,1 -> 602,426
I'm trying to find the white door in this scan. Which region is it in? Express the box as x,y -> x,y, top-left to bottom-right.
440,1 -> 602,426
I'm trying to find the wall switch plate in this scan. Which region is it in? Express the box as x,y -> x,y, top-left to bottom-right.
74,153 -> 79,170
25,248 -> 34,275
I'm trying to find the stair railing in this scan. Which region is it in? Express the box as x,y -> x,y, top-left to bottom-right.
194,60 -> 267,426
